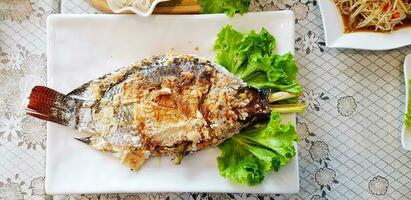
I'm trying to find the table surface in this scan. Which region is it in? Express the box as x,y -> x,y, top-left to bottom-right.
0,0 -> 410,200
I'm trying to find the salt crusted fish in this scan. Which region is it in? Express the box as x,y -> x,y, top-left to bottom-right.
27,53 -> 271,170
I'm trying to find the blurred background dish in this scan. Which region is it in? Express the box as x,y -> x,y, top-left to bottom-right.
106,0 -> 169,16
333,0 -> 410,32
90,0 -> 202,15
318,0 -> 411,50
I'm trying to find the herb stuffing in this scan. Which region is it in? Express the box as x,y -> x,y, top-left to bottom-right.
199,0 -> 249,17
214,26 -> 301,186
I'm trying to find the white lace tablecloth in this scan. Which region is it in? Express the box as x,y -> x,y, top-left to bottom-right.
1,0 -> 411,199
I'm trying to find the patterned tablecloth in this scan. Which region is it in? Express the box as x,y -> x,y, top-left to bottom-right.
1,0 -> 411,199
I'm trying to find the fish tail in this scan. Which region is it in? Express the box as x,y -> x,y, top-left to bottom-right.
26,86 -> 77,127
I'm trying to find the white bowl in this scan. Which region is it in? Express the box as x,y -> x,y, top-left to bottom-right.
107,0 -> 170,17
318,0 -> 411,50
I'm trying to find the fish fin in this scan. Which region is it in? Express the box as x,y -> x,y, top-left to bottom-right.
26,86 -> 75,126
121,150 -> 147,171
75,137 -> 92,145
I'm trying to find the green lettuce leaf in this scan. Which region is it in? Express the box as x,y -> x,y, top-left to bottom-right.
217,112 -> 299,186
405,113 -> 411,126
405,80 -> 411,126
213,25 -> 302,94
199,0 -> 249,17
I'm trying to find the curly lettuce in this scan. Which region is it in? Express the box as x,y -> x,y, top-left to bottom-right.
217,112 -> 298,186
199,0 -> 249,17
213,25 -> 302,94
214,25 -> 301,186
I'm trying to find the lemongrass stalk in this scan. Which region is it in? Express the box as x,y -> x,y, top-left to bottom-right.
270,103 -> 306,113
268,92 -> 300,103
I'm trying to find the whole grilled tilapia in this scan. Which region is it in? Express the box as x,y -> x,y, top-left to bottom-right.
27,53 -> 271,170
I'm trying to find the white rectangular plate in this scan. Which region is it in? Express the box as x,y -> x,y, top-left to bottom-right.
402,55 -> 411,150
46,12 -> 299,194
318,0 -> 411,50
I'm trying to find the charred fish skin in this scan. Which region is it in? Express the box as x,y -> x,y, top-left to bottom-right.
27,53 -> 271,170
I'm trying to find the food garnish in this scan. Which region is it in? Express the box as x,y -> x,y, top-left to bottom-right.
213,25 -> 302,94
405,80 -> 411,126
213,26 -> 302,185
217,111 -> 298,186
199,0 -> 249,17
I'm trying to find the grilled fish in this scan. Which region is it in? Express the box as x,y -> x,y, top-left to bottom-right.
27,53 -> 271,170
